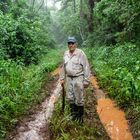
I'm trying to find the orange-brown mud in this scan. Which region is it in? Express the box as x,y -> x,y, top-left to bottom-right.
90,76 -> 133,140
51,67 -> 60,76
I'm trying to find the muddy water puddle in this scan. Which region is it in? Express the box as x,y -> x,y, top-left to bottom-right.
90,76 -> 133,140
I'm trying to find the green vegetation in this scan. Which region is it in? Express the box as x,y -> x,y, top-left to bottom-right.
86,43 -> 140,105
85,43 -> 140,138
0,49 -> 62,138
0,0 -> 62,138
0,0 -> 54,65
52,0 -> 140,45
0,0 -> 140,139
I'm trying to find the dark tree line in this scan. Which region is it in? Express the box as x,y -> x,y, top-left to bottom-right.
54,0 -> 140,46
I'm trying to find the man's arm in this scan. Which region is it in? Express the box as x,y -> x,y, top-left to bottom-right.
80,51 -> 91,87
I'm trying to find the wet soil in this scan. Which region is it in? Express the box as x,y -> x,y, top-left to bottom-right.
90,76 -> 133,140
7,73 -> 59,140
7,67 -> 133,140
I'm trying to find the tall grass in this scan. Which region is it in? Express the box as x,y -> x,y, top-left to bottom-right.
0,48 -> 63,139
85,43 -> 140,105
85,43 -> 140,138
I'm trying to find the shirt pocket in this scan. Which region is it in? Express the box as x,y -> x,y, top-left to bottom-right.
72,59 -> 81,70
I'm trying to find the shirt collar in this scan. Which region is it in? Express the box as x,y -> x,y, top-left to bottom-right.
66,48 -> 78,57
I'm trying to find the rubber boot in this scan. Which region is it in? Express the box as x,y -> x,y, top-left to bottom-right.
77,106 -> 84,124
70,103 -> 78,121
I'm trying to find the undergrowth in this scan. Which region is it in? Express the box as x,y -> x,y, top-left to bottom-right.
85,43 -> 140,138
0,49 -> 63,139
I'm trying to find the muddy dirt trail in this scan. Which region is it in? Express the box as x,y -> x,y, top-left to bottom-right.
8,67 -> 133,140
90,76 -> 133,140
8,69 -> 62,140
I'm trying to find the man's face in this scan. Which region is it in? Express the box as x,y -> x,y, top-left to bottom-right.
68,42 -> 76,52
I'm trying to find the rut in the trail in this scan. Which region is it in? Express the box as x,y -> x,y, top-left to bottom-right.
10,69 -> 61,140
90,76 -> 133,140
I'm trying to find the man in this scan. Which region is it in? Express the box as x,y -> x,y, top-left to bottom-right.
59,36 -> 90,123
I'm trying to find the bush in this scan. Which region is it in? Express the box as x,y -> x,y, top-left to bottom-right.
0,13 -> 41,65
0,48 -> 63,138
86,43 -> 140,105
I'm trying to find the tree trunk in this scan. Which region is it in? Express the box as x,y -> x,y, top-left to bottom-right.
73,0 -> 76,13
79,0 -> 84,41
80,0 -> 83,17
88,0 -> 94,32
32,0 -> 35,11
37,0 -> 44,12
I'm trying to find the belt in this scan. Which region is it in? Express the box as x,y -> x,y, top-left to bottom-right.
67,75 -> 78,78
67,75 -> 83,78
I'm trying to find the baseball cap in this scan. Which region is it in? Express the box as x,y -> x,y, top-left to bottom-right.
67,36 -> 77,43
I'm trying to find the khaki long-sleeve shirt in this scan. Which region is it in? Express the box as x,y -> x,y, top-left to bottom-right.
60,48 -> 90,83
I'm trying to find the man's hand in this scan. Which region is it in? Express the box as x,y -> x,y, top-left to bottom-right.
83,81 -> 90,88
59,79 -> 65,86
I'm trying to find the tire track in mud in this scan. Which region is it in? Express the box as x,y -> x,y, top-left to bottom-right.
90,76 -> 133,140
8,69 -> 61,140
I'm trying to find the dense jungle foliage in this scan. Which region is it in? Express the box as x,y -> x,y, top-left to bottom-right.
0,0 -> 140,139
0,0 -> 61,138
53,0 -> 140,138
